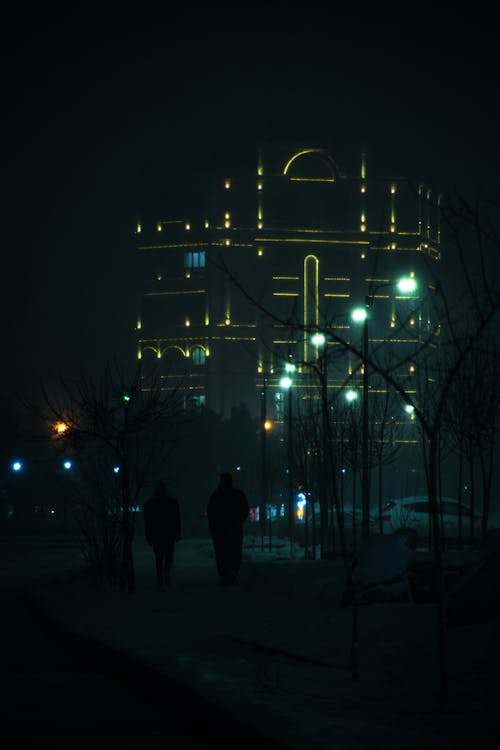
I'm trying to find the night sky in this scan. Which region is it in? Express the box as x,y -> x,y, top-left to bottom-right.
2,4 -> 499,424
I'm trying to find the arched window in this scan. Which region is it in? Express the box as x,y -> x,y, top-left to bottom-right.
191,347 -> 206,365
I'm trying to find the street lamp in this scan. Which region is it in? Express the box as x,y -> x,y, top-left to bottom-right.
53,421 -> 69,436
351,274 -> 418,543
396,276 -> 418,294
311,332 -> 326,348
260,373 -> 270,550
350,303 -> 370,543
280,370 -> 294,555
310,332 -> 333,556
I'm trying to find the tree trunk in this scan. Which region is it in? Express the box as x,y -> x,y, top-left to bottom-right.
428,431 -> 448,710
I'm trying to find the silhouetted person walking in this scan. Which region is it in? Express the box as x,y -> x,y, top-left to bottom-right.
144,481 -> 181,587
207,472 -> 249,586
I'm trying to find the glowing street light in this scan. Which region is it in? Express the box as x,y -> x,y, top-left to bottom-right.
396,276 -> 418,294
11,460 -> 23,472
63,460 -> 73,470
311,332 -> 326,347
351,307 -> 368,323
345,389 -> 358,402
53,421 -> 69,436
280,375 -> 293,389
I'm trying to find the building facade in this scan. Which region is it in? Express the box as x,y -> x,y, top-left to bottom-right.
135,146 -> 440,430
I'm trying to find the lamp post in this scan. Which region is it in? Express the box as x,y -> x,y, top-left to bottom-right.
310,332 -> 333,556
351,274 -> 418,544
259,374 -> 267,550
260,373 -> 269,551
350,304 -> 370,543
280,362 -> 295,556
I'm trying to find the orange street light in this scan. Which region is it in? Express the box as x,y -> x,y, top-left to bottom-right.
53,421 -> 70,436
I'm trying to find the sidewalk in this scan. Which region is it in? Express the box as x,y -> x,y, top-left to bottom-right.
27,536 -> 500,750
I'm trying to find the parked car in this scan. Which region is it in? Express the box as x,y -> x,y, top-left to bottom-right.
375,496 -> 483,542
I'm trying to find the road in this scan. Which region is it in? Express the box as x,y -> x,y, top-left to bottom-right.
0,534 -> 213,749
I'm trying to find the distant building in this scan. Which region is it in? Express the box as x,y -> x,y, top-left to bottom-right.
135,146 -> 440,436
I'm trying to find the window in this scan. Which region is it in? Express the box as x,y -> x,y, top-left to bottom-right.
191,347 -> 206,366
184,394 -> 206,410
275,392 -> 284,420
184,251 -> 206,269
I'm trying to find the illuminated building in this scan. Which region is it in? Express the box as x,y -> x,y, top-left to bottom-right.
135,146 -> 440,429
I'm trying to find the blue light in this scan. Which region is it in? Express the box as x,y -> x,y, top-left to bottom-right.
63,460 -> 72,470
11,461 -> 23,472
341,467 -> 347,474
113,466 -> 120,474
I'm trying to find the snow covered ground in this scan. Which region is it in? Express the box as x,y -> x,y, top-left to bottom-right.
28,535 -> 500,750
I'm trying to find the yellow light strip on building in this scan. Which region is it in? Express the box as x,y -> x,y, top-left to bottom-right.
138,243 -> 206,250
323,293 -> 350,298
258,237 -> 370,246
289,177 -> 334,183
209,336 -> 256,342
273,292 -> 300,297
145,290 -> 206,296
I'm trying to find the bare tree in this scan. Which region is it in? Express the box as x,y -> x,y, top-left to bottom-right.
444,342 -> 500,548
210,184 -> 500,707
28,360 -> 185,592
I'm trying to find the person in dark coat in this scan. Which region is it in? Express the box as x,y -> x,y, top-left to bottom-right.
143,481 -> 181,587
206,472 -> 249,586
